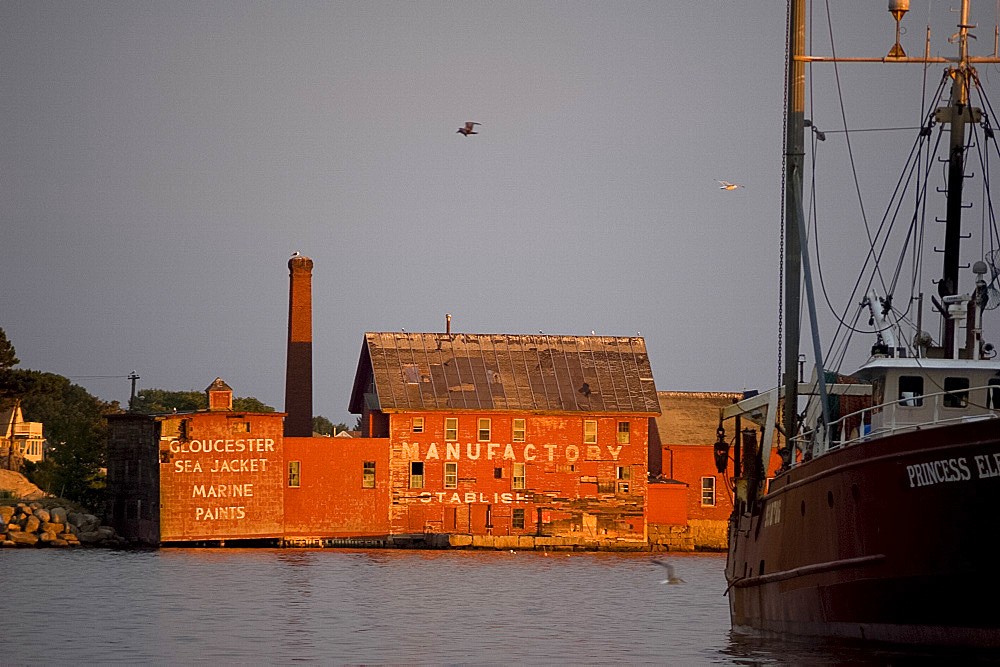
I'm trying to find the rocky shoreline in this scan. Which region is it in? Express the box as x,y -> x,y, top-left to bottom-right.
1,501 -> 124,548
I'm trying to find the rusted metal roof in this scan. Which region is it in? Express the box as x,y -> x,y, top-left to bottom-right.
349,333 -> 660,415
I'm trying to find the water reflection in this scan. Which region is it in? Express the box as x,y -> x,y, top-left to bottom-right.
1,549 -> 991,664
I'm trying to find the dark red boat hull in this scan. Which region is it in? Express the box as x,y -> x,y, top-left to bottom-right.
726,418 -> 1000,646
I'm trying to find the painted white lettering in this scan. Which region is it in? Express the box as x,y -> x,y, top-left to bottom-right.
402,442 -> 419,460
565,445 -> 579,463
586,446 -> 600,460
487,443 -> 499,459
543,444 -> 557,461
464,492 -> 477,503
419,492 -> 432,503
500,492 -> 513,504
607,445 -> 623,460
503,444 -> 516,460
426,443 -> 440,460
524,444 -> 536,461
466,443 -> 481,460
446,443 -> 460,460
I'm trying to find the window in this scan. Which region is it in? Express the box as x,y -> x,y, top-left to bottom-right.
898,375 -> 924,407
412,417 -> 424,433
512,508 -> 525,529
944,376 -> 970,408
288,461 -> 301,488
410,461 -> 424,488
988,378 -> 1000,410
444,462 -> 457,489
363,461 -> 376,488
445,418 -> 458,441
584,420 -> 597,444
701,476 -> 716,506
478,418 -> 491,442
616,465 -> 631,493
617,421 -> 630,444
512,418 -> 526,442
512,463 -> 525,490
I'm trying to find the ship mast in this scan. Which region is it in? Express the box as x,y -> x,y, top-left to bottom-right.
782,0 -> 805,456
938,1 -> 975,356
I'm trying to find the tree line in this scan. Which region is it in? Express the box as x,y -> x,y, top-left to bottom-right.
0,328 -> 350,511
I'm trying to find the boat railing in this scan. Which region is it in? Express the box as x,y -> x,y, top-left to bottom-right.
791,382 -> 1000,460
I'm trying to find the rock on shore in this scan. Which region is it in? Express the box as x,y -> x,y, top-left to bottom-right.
0,501 -> 124,548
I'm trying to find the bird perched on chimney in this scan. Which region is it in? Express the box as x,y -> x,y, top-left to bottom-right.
457,122 -> 481,136
291,251 -> 300,257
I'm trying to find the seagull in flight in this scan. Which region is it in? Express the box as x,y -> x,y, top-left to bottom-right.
457,121 -> 481,136
717,180 -> 741,190
652,559 -> 685,584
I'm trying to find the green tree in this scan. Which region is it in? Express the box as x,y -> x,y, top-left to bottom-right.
0,327 -> 19,369
233,396 -> 275,413
21,376 -> 122,510
312,415 -> 348,436
131,388 -> 275,414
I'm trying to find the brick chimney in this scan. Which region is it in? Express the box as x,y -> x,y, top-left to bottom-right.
206,377 -> 233,411
284,255 -> 314,436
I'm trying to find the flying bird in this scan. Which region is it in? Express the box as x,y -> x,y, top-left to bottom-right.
457,122 -> 481,136
652,559 -> 685,584
717,180 -> 741,190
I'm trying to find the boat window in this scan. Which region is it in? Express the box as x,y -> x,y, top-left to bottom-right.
988,378 -> 1000,410
943,377 -> 970,408
897,375 -> 923,407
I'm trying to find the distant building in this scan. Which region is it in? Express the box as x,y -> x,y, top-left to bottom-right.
647,391 -> 782,549
345,332 -> 660,544
0,400 -> 45,466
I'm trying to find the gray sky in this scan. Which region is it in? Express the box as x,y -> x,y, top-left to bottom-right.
4,2 -> 999,425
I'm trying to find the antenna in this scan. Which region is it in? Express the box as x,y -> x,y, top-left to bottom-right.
888,0 -> 909,58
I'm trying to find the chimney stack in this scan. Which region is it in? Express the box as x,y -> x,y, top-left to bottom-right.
446,313 -> 451,334
284,255 -> 314,436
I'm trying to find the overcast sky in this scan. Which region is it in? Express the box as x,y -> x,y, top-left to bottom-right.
4,2 -> 999,425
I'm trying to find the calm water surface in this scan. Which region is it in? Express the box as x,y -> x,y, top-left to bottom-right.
0,549 -> 988,664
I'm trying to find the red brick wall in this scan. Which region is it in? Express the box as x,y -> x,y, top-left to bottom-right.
158,412 -> 285,541
386,412 -> 649,539
646,483 -> 688,525
283,436 -> 390,536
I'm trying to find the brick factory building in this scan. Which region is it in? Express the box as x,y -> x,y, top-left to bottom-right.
346,332 -> 660,547
105,255 -> 751,550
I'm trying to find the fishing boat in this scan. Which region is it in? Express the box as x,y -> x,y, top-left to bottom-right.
718,0 -> 1000,646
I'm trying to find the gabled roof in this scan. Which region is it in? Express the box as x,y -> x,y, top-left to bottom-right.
349,332 -> 659,415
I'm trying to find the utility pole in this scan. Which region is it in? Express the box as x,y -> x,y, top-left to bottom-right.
128,370 -> 140,411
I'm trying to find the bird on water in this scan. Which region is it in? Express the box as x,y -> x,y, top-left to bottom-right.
457,121 -> 481,136
652,559 -> 685,584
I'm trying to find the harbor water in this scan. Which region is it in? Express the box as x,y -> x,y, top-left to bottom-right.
0,549 -> 988,664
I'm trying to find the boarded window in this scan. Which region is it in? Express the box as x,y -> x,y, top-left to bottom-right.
410,461 -> 424,489
616,465 -> 631,493
512,418 -> 526,442
512,508 -> 525,529
512,463 -> 525,490
445,418 -> 458,441
583,420 -> 597,444
445,462 -> 458,489
363,461 -> 376,488
617,421 -> 630,444
288,461 -> 301,488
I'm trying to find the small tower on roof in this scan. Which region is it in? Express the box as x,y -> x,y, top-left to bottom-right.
206,377 -> 233,411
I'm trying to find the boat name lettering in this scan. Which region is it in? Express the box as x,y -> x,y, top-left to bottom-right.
906,456 -> 973,488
